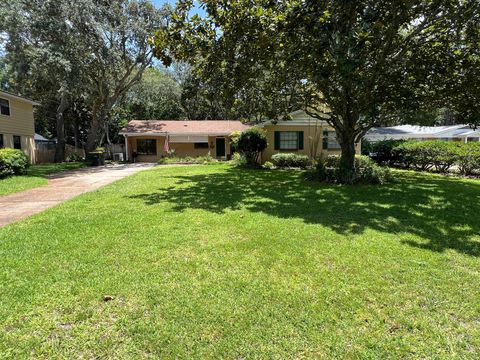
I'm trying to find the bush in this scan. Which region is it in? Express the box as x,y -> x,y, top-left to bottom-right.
236,127 -> 267,166
367,140 -> 406,166
262,161 -> 274,170
271,153 -> 310,168
0,148 -> 30,178
231,152 -> 247,167
306,155 -> 393,185
366,139 -> 480,176
157,153 -> 218,165
456,142 -> 480,175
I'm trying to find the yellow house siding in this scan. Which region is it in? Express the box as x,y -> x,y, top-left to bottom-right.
0,96 -> 35,136
0,94 -> 36,163
261,124 -> 361,163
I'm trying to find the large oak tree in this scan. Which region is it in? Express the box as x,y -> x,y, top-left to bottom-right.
155,0 -> 477,181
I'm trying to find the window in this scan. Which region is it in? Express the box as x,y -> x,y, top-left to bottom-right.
322,131 -> 341,150
194,142 -> 209,149
13,135 -> 21,150
0,134 -> 3,148
0,98 -> 10,116
136,139 -> 156,155
274,131 -> 304,150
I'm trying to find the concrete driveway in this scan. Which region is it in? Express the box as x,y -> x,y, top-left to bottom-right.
0,163 -> 154,228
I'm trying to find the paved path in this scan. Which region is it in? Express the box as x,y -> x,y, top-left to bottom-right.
0,163 -> 154,228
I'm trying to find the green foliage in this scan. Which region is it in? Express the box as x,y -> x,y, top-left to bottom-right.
0,148 -> 29,178
122,67 -> 184,121
262,161 -> 274,170
307,155 -> 393,185
155,0 -> 472,175
157,153 -> 218,165
236,127 -> 268,166
368,140 -> 480,175
231,152 -> 247,167
271,153 -> 310,169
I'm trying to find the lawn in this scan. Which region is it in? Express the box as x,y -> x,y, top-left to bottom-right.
0,164 -> 479,358
0,162 -> 85,196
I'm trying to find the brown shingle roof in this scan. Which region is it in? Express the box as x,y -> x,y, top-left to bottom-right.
120,120 -> 250,135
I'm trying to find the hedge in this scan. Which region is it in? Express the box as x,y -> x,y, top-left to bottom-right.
365,140 -> 480,175
0,148 -> 30,178
271,153 -> 310,168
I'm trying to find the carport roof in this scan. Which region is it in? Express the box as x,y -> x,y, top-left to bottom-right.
120,120 -> 250,136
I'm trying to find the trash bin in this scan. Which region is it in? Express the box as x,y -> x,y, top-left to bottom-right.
87,149 -> 105,166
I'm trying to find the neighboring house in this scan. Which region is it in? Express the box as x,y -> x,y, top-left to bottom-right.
120,111 -> 361,163
35,133 -> 57,151
0,90 -> 40,162
259,110 -> 361,162
120,120 -> 250,162
365,124 -> 480,143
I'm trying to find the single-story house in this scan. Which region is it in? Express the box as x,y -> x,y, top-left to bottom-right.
120,111 -> 361,163
365,124 -> 480,143
0,90 -> 40,162
120,120 -> 250,162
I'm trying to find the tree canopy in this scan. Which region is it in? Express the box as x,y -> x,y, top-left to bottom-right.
155,0 -> 479,181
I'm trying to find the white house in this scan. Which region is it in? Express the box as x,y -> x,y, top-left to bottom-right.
365,124 -> 480,143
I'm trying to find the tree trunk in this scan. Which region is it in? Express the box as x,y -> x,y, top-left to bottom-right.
54,94 -> 68,163
337,129 -> 357,184
86,104 -> 102,153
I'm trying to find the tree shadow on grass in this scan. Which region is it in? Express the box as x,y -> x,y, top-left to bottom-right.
129,167 -> 480,257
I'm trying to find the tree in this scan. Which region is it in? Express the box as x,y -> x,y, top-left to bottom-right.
72,0 -> 168,151
1,0 -> 168,158
154,0 -> 474,182
122,67 -> 184,120
235,127 -> 267,166
1,0 -> 89,161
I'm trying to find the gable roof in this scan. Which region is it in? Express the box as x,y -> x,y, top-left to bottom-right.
0,90 -> 41,106
120,120 -> 250,136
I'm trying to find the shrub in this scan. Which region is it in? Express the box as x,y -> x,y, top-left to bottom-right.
456,142 -> 480,175
157,153 -> 218,165
367,139 -> 405,166
236,127 -> 267,166
262,161 -> 274,169
271,153 -> 310,168
366,139 -> 480,176
306,155 -> 393,184
0,148 -> 30,178
231,152 -> 247,167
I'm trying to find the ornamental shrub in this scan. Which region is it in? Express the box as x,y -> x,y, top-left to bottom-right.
366,139 -> 480,175
236,127 -> 267,166
455,142 -> 480,175
271,153 -> 310,168
306,155 -> 393,184
0,148 -> 30,178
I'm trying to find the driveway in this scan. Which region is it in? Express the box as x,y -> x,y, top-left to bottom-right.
0,163 -> 154,228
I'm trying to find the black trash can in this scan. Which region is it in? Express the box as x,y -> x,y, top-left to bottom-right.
87,150 -> 105,166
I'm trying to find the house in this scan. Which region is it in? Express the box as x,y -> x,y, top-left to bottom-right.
0,90 -> 40,162
259,110 -> 360,162
365,124 -> 480,143
120,120 -> 250,162
120,111 -> 360,163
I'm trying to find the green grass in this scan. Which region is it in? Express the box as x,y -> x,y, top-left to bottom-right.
0,162 -> 86,196
0,164 -> 479,358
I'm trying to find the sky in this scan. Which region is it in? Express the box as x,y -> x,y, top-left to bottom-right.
153,0 -> 207,17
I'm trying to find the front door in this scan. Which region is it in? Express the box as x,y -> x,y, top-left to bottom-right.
216,137 -> 226,157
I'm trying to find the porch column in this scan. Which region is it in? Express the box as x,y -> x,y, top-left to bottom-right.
125,135 -> 129,161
